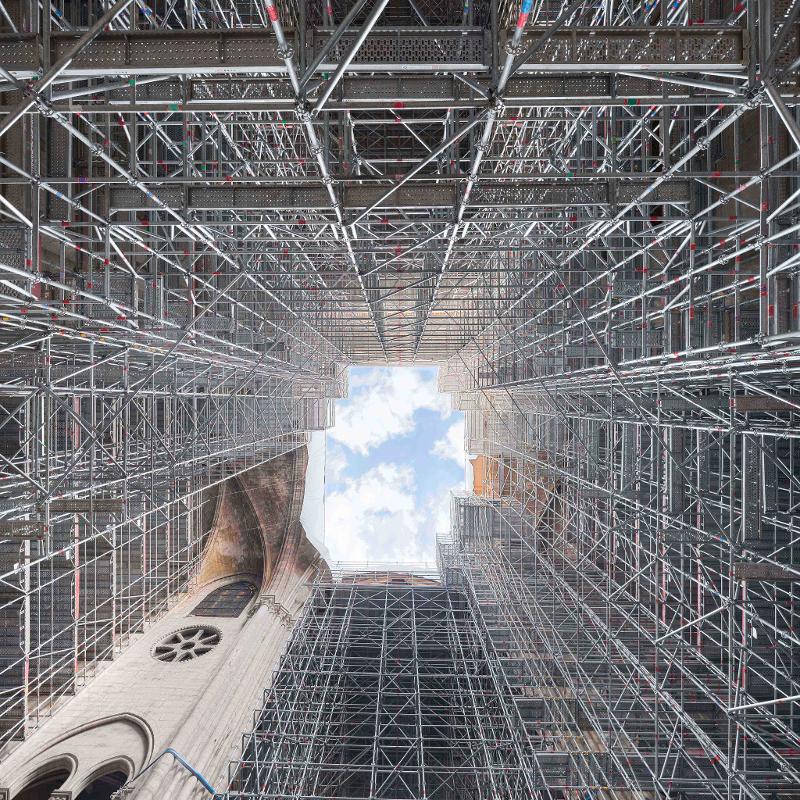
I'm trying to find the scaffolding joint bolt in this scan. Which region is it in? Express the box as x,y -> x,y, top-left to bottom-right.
295,101 -> 312,123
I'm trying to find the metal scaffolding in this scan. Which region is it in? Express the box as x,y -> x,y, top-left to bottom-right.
440,495 -> 800,797
0,0 -> 799,794
222,568 -> 542,800
0,349 -> 343,739
0,0 -> 352,734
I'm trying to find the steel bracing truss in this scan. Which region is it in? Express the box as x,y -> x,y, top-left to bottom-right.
0,0 -> 799,793
222,570 -> 544,800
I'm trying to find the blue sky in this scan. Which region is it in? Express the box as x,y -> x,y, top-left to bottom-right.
323,366 -> 465,564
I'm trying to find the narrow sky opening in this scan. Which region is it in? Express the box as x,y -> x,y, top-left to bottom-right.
321,366 -> 466,564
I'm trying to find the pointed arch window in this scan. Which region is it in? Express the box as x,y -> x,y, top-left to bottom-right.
13,768 -> 70,800
190,581 -> 256,618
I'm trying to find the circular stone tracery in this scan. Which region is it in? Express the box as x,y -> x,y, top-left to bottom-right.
151,626 -> 221,663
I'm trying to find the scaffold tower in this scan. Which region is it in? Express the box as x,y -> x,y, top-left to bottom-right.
224,569 -> 542,800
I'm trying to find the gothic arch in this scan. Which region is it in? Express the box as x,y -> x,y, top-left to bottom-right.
9,755 -> 75,800
3,713 -> 152,800
73,758 -> 131,800
196,475 -> 267,590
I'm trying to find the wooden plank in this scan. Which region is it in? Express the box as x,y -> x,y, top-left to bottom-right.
47,498 -> 124,513
734,562 -> 798,582
735,395 -> 800,413
0,521 -> 45,539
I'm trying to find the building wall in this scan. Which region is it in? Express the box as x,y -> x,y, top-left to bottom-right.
0,447 -> 328,800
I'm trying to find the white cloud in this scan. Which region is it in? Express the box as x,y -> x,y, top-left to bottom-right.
325,461 -> 463,564
329,368 -> 451,455
323,367 -> 464,565
431,419 -> 465,468
325,440 -> 348,484
429,488 -> 457,540
325,462 -> 431,562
